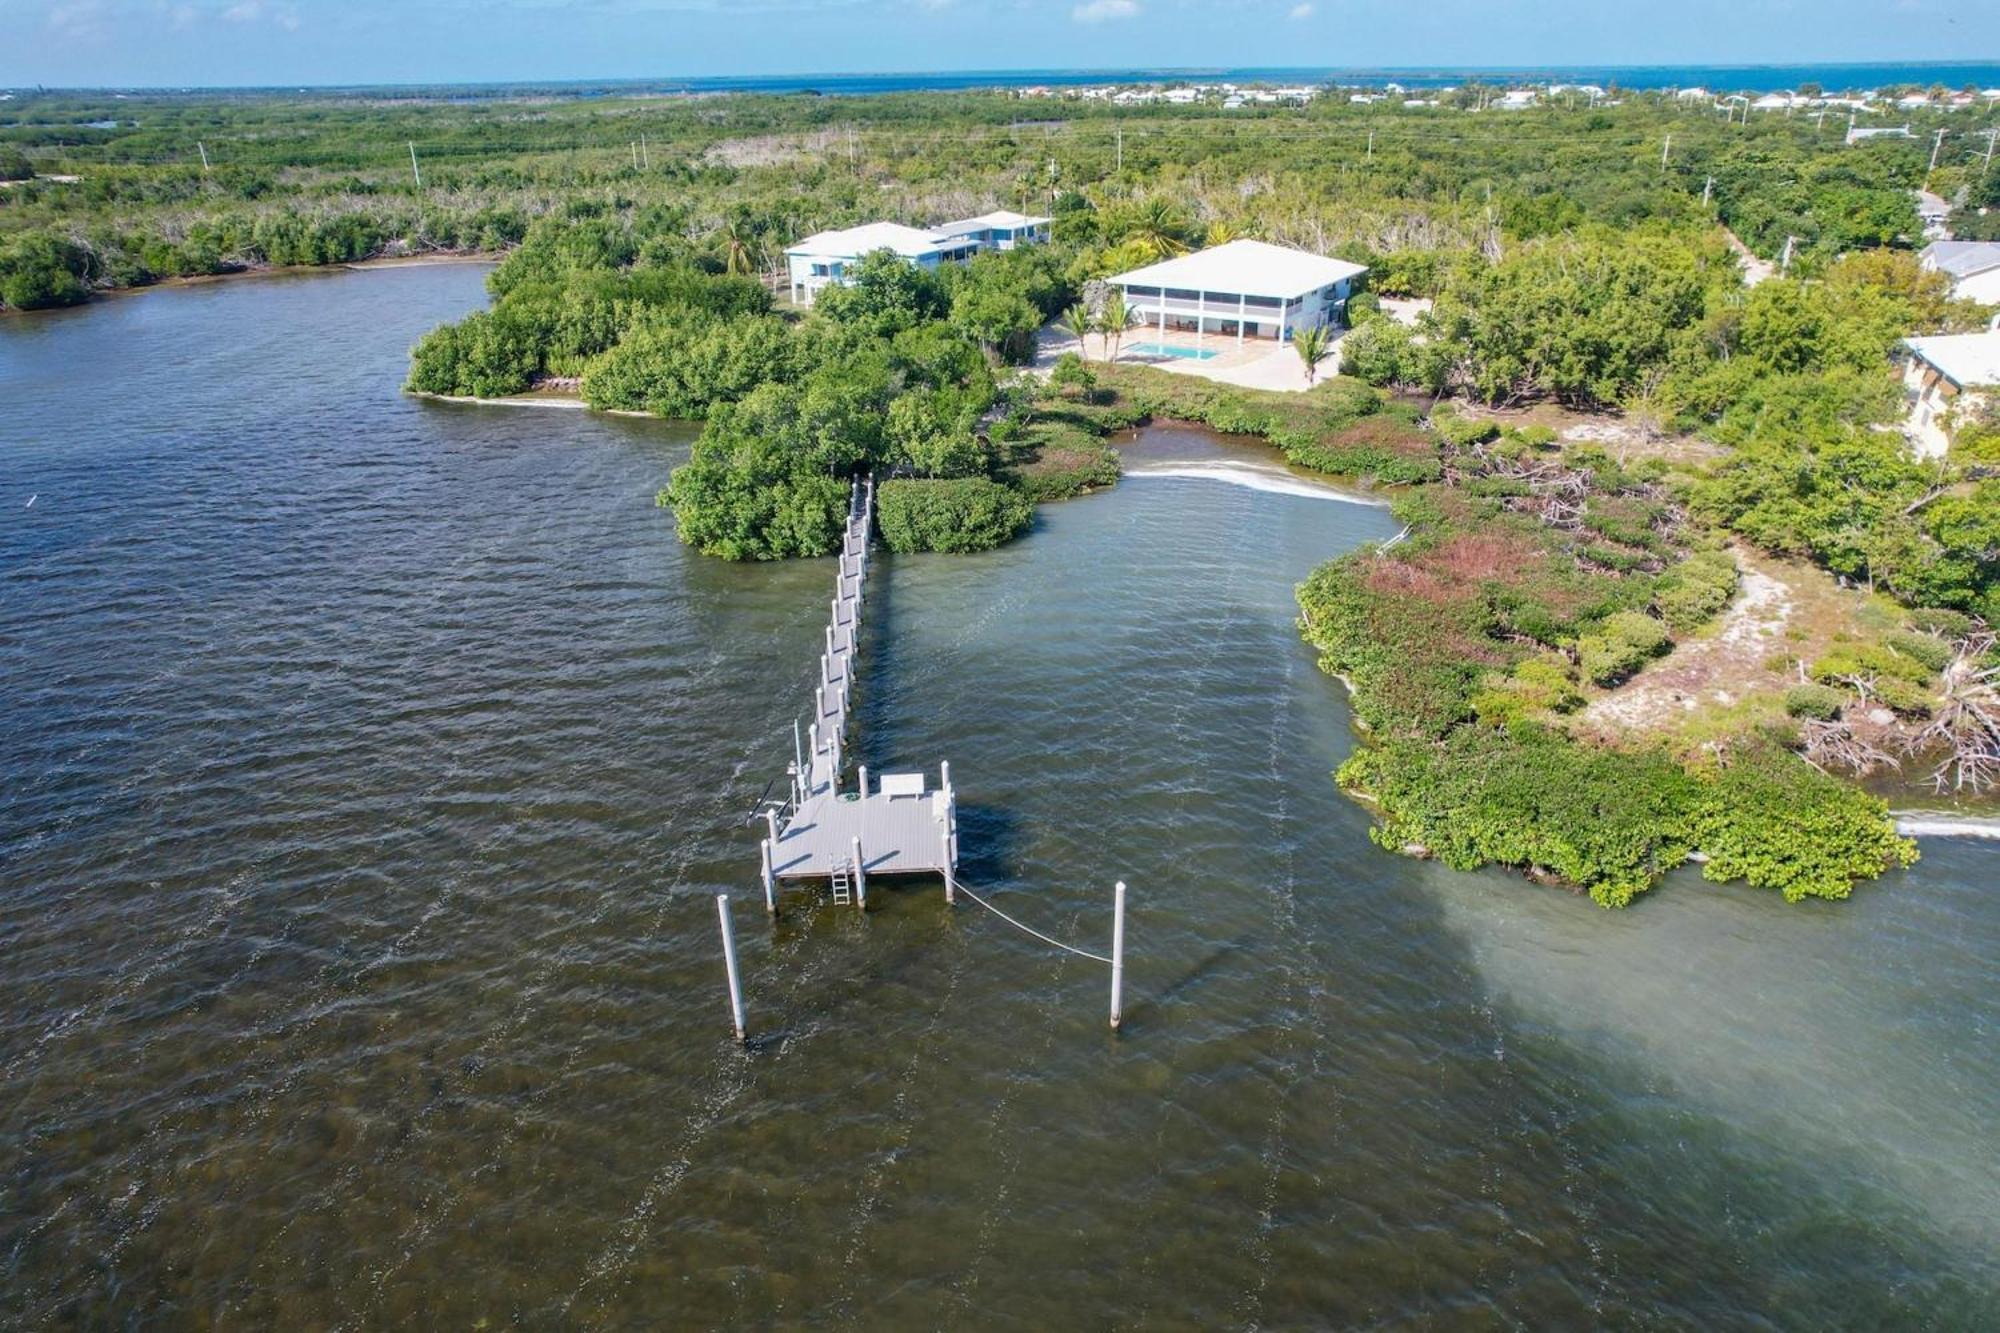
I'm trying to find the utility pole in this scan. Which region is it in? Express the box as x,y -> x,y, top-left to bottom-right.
1702,174 -> 1714,206
1982,127 -> 1997,178
640,133 -> 649,170
1815,106 -> 1828,131
631,140 -> 638,170
196,141 -> 209,171
1115,124 -> 1123,172
1366,128 -> 1374,162
1780,234 -> 1796,274
1661,133 -> 1671,174
408,142 -> 421,188
1926,127 -> 1947,185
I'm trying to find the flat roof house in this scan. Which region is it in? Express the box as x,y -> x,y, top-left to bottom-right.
784,213 -> 1051,305
1108,239 -> 1368,347
1920,241 -> 2000,305
1902,330 -> 2000,458
932,210 -> 1053,252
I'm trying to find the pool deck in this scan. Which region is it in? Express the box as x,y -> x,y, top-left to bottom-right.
1032,322 -> 1345,393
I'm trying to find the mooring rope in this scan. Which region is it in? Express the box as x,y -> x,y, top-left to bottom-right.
951,878 -> 1113,966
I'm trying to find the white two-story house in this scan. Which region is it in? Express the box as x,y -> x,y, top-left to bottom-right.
1108,239 -> 1368,346
784,211 -> 1051,305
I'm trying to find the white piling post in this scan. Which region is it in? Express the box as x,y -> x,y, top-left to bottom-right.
858,764 -> 869,798
764,807 -> 779,847
940,819 -> 955,904
831,595 -> 842,626
793,718 -> 804,780
1110,881 -> 1127,1031
825,624 -> 836,669
761,839 -> 777,915
851,836 -> 867,909
717,895 -> 746,1042
816,683 -> 827,722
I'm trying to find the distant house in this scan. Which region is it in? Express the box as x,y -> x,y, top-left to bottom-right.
1902,330 -> 2000,457
1847,123 -> 1914,145
932,210 -> 1052,252
1676,87 -> 1712,101
1920,241 -> 2000,304
784,213 -> 1050,304
1108,239 -> 1368,346
1494,89 -> 1538,111
1915,191 -> 1952,241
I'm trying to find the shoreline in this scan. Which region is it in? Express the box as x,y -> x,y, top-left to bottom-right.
66,250 -> 505,311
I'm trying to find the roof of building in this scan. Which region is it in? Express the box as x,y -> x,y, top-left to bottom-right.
1906,331 -> 2000,388
933,210 -> 1052,236
1922,240 -> 2000,280
786,221 -> 960,259
1109,240 -> 1368,299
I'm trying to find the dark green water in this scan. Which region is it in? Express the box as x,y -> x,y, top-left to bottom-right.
3,265 -> 1997,1328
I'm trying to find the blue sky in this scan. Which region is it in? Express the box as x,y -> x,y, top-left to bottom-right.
6,0 -> 1999,89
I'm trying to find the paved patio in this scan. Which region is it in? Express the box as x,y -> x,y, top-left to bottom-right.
1032,323 -> 1345,394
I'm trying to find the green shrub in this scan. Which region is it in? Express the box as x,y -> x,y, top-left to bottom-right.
1579,613 -> 1669,685
0,232 -> 92,310
1005,422 -> 1121,501
876,478 -> 1032,553
1887,632 -> 1954,674
1338,723 -> 1700,908
1906,607 -> 1973,640
1689,746 -> 1917,902
1655,550 -> 1740,630
1810,643 -> 1934,688
1430,407 -> 1501,448
1783,683 -> 1847,721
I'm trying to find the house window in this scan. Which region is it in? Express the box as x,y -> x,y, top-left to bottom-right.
811,263 -> 830,277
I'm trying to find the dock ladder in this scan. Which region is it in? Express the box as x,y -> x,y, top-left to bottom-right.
829,859 -> 854,907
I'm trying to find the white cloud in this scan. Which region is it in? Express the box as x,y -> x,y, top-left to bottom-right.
1072,0 -> 1138,21
1287,1 -> 1314,17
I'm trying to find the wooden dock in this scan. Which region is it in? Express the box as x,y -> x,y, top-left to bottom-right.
756,477 -> 958,911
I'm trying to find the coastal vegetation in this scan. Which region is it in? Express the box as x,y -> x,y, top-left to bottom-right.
8,82 -> 1997,905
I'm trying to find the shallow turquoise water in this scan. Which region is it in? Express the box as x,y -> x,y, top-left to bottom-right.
2,264 -> 1996,1327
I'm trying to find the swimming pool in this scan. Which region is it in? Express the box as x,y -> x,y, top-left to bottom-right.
1129,342 -> 1219,361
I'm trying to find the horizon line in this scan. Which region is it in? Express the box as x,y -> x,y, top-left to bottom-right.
9,57 -> 2000,96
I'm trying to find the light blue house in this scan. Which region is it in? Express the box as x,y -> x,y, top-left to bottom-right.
785,211 -> 1051,304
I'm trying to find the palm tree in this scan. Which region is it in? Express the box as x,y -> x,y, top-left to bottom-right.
1123,198 -> 1190,257
1057,302 -> 1094,361
1098,293 -> 1136,363
1293,325 -> 1333,386
717,219 -> 762,277
1202,220 -> 1242,248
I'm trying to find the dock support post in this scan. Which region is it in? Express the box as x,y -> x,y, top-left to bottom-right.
940,820 -> 955,904
857,764 -> 869,798
851,836 -> 867,909
717,895 -> 746,1042
825,625 -> 836,673
764,807 -> 779,848
793,719 -> 804,785
760,839 -> 777,915
1109,881 -> 1127,1031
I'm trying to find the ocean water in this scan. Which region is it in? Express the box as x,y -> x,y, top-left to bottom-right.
2,264 -> 1997,1326
327,62 -> 2000,100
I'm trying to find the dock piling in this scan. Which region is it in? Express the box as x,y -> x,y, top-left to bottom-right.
717,894 -> 747,1042
852,836 -> 867,909
1109,881 -> 1127,1031
760,839 -> 777,915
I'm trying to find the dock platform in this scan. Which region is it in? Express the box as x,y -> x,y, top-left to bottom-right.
755,477 -> 958,909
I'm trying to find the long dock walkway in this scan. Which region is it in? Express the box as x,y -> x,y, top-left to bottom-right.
756,477 -> 958,910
